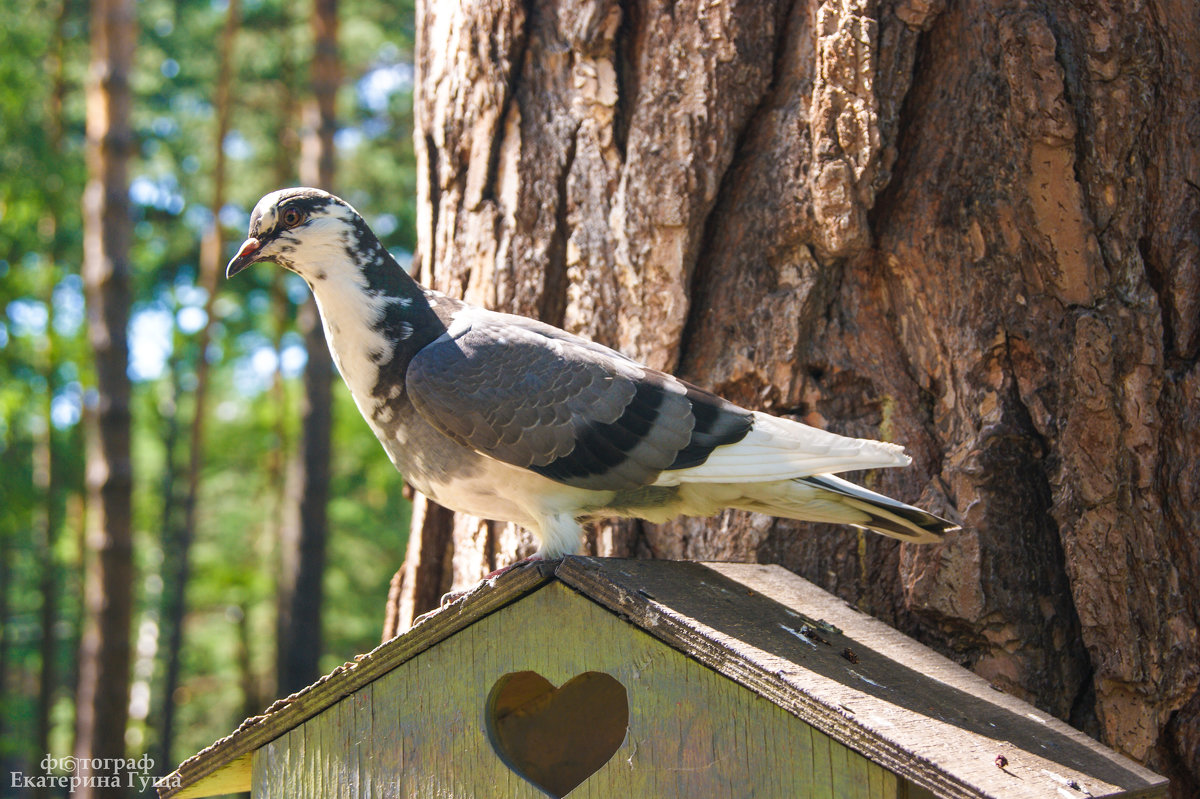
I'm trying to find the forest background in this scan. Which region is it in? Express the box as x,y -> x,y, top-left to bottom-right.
1,0 -> 417,792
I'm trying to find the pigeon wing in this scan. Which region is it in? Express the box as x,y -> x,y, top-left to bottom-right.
405,311 -> 752,491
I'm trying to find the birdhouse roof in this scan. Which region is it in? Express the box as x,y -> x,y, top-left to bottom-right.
160,557 -> 1166,799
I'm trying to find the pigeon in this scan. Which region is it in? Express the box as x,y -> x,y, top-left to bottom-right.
227,187 -> 958,558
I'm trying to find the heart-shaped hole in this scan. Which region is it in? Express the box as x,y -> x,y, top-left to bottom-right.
486,671 -> 629,797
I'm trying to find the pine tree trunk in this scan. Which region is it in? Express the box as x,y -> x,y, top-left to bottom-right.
276,0 -> 339,698
399,0 -> 1200,793
153,0 -> 241,769
75,0 -> 136,794
34,282 -> 64,799
34,5 -> 71,789
258,1 -> 302,702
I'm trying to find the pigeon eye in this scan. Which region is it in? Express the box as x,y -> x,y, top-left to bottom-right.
280,207 -> 305,228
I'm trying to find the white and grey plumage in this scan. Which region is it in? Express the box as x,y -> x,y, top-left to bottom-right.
227,188 -> 958,558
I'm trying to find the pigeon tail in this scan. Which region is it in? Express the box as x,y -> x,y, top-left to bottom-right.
730,472 -> 957,544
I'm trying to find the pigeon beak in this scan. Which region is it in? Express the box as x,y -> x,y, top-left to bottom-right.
226,237 -> 264,278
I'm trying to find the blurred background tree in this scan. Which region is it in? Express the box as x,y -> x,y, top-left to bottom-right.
0,0 -> 417,790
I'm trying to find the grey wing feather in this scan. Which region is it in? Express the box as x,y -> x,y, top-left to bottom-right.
405,311 -> 752,491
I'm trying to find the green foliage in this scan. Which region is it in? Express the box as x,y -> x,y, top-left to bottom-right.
0,0 -> 91,766
1,0 -> 419,774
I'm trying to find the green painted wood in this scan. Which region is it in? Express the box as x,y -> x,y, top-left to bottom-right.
352,690 -> 367,799
830,737 -> 850,798
255,731 -> 273,799
903,780 -> 940,799
810,721 -> 834,799
252,582 -> 902,798
869,758 -> 901,799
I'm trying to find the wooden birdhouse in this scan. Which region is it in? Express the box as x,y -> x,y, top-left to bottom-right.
160,557 -> 1167,798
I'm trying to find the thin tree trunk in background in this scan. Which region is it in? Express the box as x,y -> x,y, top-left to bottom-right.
300,0 -> 338,190
276,0 -> 338,698
76,0 -> 136,794
233,602 -> 261,720
67,481 -> 88,744
144,349 -> 181,754
34,2 -> 70,788
152,0 -> 240,771
262,269 -> 289,700
133,281 -> 195,767
260,4 -> 300,706
389,496 -> 453,640
34,296 -> 64,798
401,1 -> 1200,795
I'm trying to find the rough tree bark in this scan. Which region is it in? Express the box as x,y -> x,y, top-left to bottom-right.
75,0 -> 136,795
395,0 -> 1199,793
276,0 -> 339,698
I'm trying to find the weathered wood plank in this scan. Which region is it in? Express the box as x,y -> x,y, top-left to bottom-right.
304,709 -> 318,799
339,690 -> 354,799
791,693 -> 816,798
353,683 -> 372,799
867,757 -> 897,799
830,737 -> 851,798
374,669 -> 400,799
810,721 -> 835,799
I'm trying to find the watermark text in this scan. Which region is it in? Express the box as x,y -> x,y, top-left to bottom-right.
11,754 -> 180,793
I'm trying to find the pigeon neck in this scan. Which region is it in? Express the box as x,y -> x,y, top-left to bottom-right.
303,236 -> 419,381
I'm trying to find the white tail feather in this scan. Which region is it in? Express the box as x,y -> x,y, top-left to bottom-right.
655,411 -> 910,486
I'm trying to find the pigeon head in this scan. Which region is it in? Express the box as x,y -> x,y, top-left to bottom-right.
226,187 -> 384,283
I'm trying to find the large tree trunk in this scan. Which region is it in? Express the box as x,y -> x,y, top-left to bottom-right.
75,0 -> 136,795
276,0 -> 339,698
398,0 -> 1200,793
